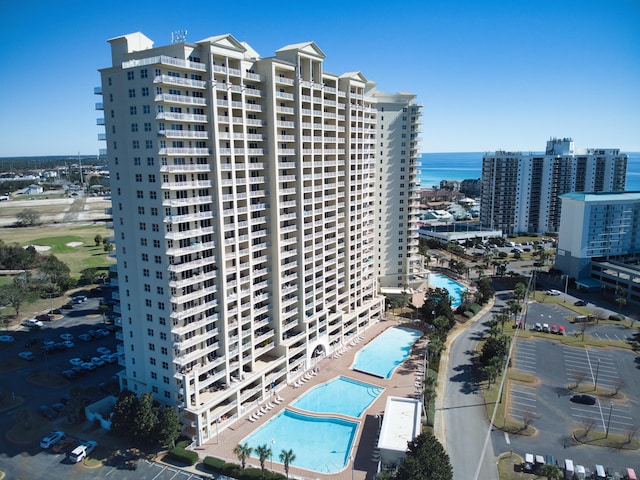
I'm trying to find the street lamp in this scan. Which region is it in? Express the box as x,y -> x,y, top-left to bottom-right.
605,402 -> 614,438
562,274 -> 569,302
593,359 -> 600,392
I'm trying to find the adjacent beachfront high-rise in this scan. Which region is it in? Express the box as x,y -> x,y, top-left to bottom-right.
480,138 -> 627,235
96,31 -> 421,444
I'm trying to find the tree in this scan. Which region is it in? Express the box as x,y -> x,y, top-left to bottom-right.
254,444 -> 272,479
132,393 -> 158,443
483,365 -> 498,388
615,297 -> 627,312
513,282 -> 527,302
522,409 -> 539,431
94,234 -> 103,246
580,416 -> 596,438
573,370 -> 588,389
624,424 -> 639,444
38,255 -> 73,292
475,277 -> 495,305
110,390 -> 138,437
155,406 -> 181,448
421,287 -> 453,324
394,432 -> 452,480
234,442 -> 253,470
613,378 -> 625,396
15,208 -> 41,227
279,448 -> 296,479
538,463 -> 563,480
0,283 -> 26,315
479,335 -> 509,367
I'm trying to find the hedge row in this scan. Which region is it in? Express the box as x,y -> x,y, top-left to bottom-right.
167,446 -> 198,465
203,456 -> 286,479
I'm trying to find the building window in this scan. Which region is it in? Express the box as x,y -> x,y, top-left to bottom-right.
141,87 -> 149,96
159,332 -> 167,340
149,343 -> 155,351
146,314 -> 153,322
143,105 -> 150,114
132,140 -> 140,149
156,271 -> 163,279
161,347 -> 168,355
128,89 -> 136,98
134,157 -> 141,165
144,122 -> 151,132
145,299 -> 152,307
164,391 -> 171,399
145,140 -> 153,149
139,222 -> 147,230
140,69 -> 148,78
127,71 -> 134,80
147,328 -> 154,337
138,206 -> 145,215
143,268 -> 149,277
136,190 -> 143,199
130,106 -> 137,115
148,174 -> 156,182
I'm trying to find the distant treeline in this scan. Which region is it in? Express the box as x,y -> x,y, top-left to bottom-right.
0,155 -> 107,173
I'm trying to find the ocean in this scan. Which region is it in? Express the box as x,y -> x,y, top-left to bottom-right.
419,151 -> 640,192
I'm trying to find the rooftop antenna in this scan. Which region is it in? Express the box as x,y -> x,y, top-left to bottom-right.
171,29 -> 188,44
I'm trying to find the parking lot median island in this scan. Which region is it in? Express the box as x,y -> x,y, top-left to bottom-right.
572,430 -> 640,450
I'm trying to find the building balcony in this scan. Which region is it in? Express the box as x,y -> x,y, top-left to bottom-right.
161,180 -> 212,190
162,195 -> 212,208
159,130 -> 209,140
122,54 -> 206,71
157,112 -> 208,123
159,148 -> 210,156
155,94 -> 207,106
174,343 -> 218,367
153,75 -> 206,89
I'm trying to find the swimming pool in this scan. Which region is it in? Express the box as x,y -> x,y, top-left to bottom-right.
291,376 -> 382,417
351,326 -> 422,378
242,409 -> 358,474
429,272 -> 468,307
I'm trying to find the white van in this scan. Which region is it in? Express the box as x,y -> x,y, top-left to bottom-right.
535,455 -> 545,472
523,453 -> 534,473
575,464 -> 586,480
564,459 -> 575,479
595,464 -> 606,479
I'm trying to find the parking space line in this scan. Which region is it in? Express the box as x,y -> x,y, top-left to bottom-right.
152,465 -> 169,480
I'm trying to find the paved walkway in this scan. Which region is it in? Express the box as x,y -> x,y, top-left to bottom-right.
191,318 -> 430,480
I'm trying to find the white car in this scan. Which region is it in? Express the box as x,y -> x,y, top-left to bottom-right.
91,357 -> 106,367
60,341 -> 75,349
0,335 -> 14,343
68,440 -> 97,463
101,354 -> 117,364
19,351 -> 35,361
69,358 -> 84,367
22,319 -> 44,328
40,431 -> 65,449
96,347 -> 112,355
60,333 -> 74,341
545,289 -> 562,296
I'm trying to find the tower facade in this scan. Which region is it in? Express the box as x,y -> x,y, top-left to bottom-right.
480,138 -> 627,235
97,32 -> 418,444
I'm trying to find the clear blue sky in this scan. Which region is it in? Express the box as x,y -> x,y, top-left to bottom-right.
1,0 -> 638,156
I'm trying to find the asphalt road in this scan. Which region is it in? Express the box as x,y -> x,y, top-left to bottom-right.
443,310 -> 499,480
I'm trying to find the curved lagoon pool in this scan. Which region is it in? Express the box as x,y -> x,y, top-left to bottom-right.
429,272 -> 468,307
351,326 -> 422,378
291,376 -> 382,417
242,409 -> 358,474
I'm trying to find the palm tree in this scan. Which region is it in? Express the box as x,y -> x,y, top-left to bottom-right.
538,463 -> 563,480
233,442 -> 253,470
255,443 -> 272,479
279,449 -> 296,479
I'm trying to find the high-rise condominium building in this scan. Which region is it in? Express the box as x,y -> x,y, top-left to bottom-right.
97,31 -> 421,445
556,191 -> 640,305
480,138 -> 627,235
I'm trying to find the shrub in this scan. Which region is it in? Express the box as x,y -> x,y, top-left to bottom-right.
468,303 -> 482,314
222,462 -> 242,477
203,456 -> 225,472
176,439 -> 190,449
167,446 -> 198,465
463,311 -> 474,319
609,314 -> 625,321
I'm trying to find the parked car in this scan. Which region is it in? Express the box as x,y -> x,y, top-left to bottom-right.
0,335 -> 14,343
542,323 -> 550,333
51,437 -> 76,454
551,325 -> 558,334
22,319 -> 44,328
38,405 -> 58,420
96,347 -> 112,355
71,295 -> 87,304
534,323 -> 543,332
570,394 -> 597,405
545,289 -> 562,296
60,333 -> 74,341
40,431 -> 65,449
78,333 -> 92,342
574,300 -> 587,306
69,358 -> 84,367
91,357 -> 106,367
36,314 -> 54,322
95,329 -> 110,338
62,369 -> 77,379
18,351 -> 35,361
101,354 -> 116,364
558,325 -> 566,335
49,308 -> 63,315
60,340 -> 75,349
68,440 -> 97,463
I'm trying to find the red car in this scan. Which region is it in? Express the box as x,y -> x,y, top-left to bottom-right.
52,437 -> 76,454
551,325 -> 558,334
558,325 -> 565,335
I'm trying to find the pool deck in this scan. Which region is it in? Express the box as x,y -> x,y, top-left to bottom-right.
191,318 -> 429,480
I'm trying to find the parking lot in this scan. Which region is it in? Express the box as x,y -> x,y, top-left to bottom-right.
493,303 -> 640,473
